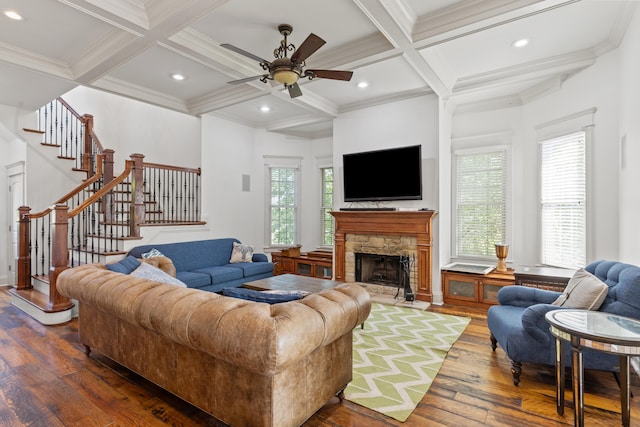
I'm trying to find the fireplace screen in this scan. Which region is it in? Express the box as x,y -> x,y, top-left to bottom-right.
355,253 -> 401,287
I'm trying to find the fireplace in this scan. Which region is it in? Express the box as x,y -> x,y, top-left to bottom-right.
356,253 -> 401,286
331,210 -> 437,302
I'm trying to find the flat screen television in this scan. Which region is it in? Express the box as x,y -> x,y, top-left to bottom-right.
343,144 -> 422,202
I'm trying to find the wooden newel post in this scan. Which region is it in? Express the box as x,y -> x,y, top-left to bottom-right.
16,206 -> 32,290
82,114 -> 94,174
130,153 -> 145,238
48,204 -> 73,312
102,149 -> 115,224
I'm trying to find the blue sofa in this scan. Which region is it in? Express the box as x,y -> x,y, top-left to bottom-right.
487,260 -> 640,385
127,238 -> 273,293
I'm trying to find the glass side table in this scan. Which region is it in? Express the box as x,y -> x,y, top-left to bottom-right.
545,309 -> 640,427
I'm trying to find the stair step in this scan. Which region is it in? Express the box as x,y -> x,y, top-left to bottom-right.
41,142 -> 61,148
23,128 -> 45,135
72,246 -> 126,256
57,156 -> 76,160
142,220 -> 207,226
9,288 -> 73,313
9,288 -> 74,325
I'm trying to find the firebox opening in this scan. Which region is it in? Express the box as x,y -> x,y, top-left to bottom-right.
355,253 -> 401,287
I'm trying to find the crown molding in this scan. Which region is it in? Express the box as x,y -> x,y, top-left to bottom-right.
0,42 -> 71,79
339,87 -> 433,114
91,75 -> 189,113
453,48 -> 595,94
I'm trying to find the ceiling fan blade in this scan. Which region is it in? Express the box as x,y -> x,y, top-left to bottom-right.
227,74 -> 269,84
305,69 -> 353,81
287,83 -> 303,98
291,33 -> 326,63
221,43 -> 271,64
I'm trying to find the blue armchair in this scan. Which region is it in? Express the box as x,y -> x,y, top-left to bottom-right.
487,260 -> 640,385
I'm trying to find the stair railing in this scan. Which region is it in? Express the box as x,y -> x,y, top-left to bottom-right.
142,161 -> 202,226
37,97 -> 103,175
16,98 -> 204,314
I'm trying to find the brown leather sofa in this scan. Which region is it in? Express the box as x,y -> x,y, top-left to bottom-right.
57,263 -> 371,427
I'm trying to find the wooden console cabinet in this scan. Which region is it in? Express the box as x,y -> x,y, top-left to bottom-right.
271,250 -> 333,279
442,270 -> 515,309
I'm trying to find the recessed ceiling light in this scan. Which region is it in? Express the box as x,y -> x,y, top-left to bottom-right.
171,73 -> 185,81
260,106 -> 270,113
512,38 -> 529,48
357,81 -> 369,89
4,10 -> 23,20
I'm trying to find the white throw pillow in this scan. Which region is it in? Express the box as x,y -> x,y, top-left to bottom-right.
229,242 -> 254,263
131,261 -> 187,287
551,268 -> 608,310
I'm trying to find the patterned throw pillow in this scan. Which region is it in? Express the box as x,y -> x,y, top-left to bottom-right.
142,248 -> 164,259
130,262 -> 187,287
229,242 -> 254,263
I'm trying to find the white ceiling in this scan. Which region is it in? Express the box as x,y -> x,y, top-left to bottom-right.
0,0 -> 636,138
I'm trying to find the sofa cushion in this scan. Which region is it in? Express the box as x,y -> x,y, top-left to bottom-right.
226,262 -> 274,277
106,255 -> 140,274
229,242 -> 254,263
193,266 -> 244,284
552,268 -> 608,310
176,271 -> 212,287
222,287 -> 308,304
128,238 -> 240,271
131,262 -> 187,287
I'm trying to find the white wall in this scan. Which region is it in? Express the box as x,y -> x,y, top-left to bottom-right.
450,47 -> 620,268
333,95 -> 440,211
618,6 -> 640,264
523,50 -> 620,264
200,114 -> 333,253
62,86 -> 201,169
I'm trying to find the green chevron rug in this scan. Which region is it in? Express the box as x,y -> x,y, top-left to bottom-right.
345,303 -> 470,422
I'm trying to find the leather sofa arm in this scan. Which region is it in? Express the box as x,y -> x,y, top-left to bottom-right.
497,285 -> 561,307
57,264 -> 370,376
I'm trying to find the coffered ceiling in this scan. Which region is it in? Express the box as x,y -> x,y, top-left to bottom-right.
0,0 -> 635,138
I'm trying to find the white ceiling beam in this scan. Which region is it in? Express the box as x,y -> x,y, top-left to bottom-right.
353,0 -> 451,97
68,0 -> 230,85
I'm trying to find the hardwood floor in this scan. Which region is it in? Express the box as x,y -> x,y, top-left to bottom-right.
1,288 -> 639,426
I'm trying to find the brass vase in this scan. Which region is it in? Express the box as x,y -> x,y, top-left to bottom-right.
495,244 -> 509,273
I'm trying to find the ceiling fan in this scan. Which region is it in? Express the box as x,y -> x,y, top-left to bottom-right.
221,24 -> 353,98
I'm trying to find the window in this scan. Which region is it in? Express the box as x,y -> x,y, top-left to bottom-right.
539,131 -> 586,268
268,166 -> 299,246
320,167 -> 334,246
454,147 -> 507,259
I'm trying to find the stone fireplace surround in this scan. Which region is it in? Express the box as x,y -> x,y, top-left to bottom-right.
331,210 -> 437,302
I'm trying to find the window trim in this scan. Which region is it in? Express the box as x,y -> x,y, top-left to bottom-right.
537,130 -> 588,269
451,140 -> 512,262
535,108 -> 596,266
319,165 -> 334,248
263,156 -> 302,249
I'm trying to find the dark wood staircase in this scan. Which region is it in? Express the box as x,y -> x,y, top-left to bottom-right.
11,98 -> 204,324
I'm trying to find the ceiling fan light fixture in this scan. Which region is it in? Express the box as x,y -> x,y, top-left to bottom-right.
273,69 -> 299,85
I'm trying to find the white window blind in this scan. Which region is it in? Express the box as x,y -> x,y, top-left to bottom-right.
539,131 -> 586,268
269,167 -> 298,246
455,148 -> 507,258
320,167 -> 334,247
